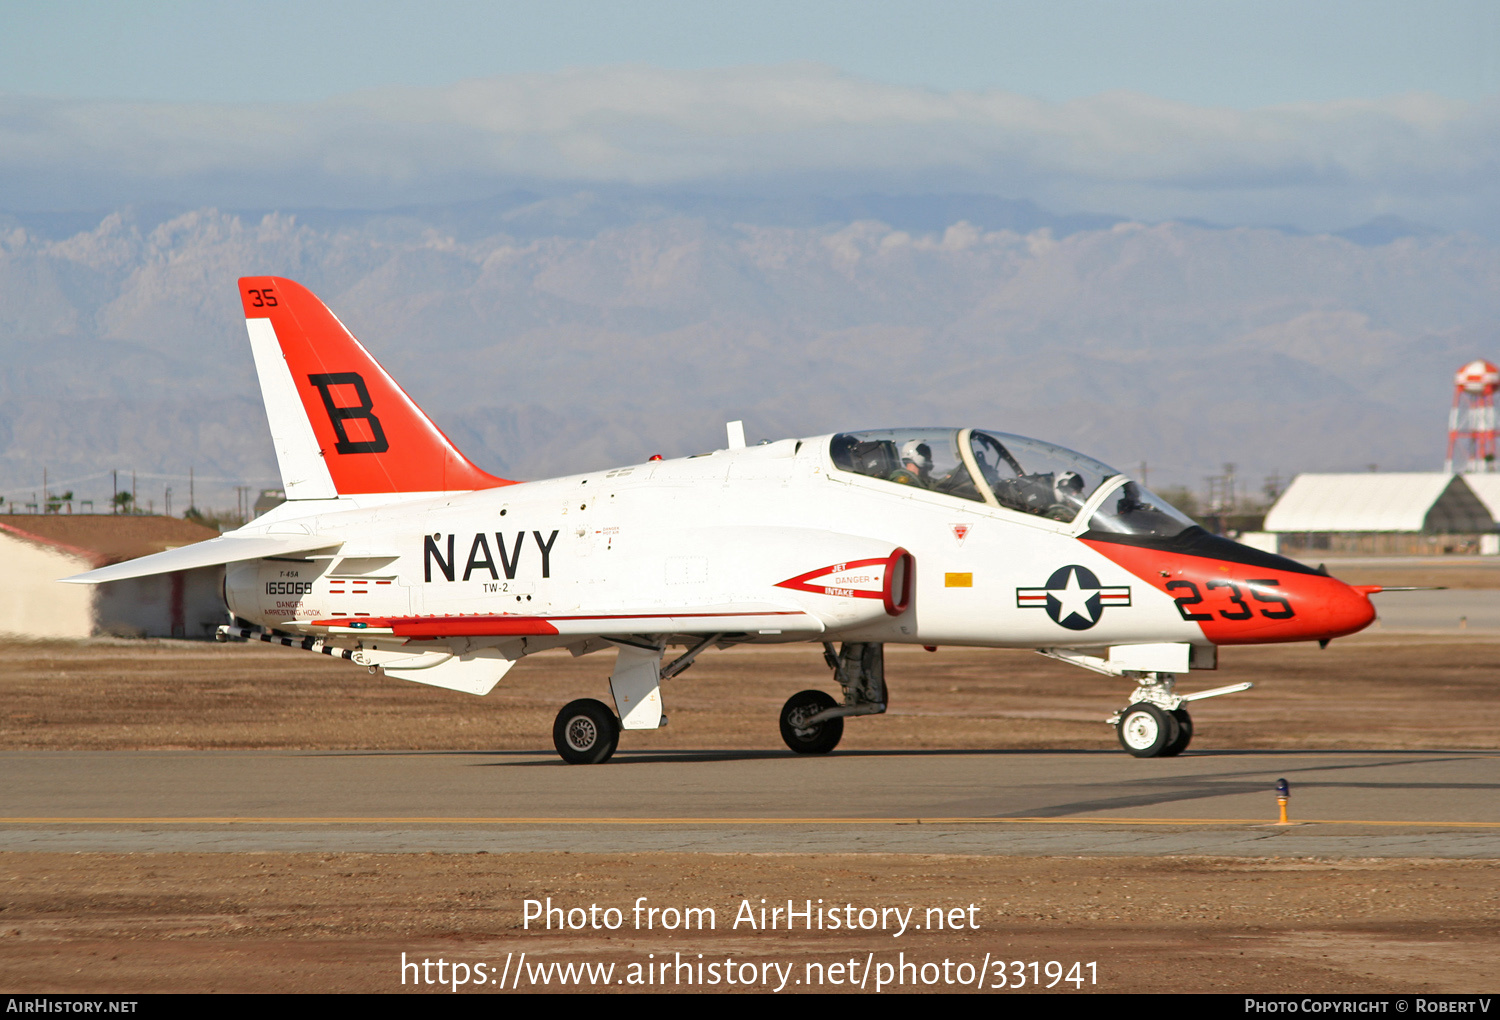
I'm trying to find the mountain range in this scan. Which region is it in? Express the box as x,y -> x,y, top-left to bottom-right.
1,190 -> 1495,513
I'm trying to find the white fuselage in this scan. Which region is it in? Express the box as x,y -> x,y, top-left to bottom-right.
226,435 -> 1197,650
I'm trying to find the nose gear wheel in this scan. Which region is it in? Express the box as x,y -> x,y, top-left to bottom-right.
1116,702 -> 1181,758
1163,708 -> 1193,756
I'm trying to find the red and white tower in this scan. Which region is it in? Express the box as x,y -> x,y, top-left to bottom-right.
1446,359 -> 1500,473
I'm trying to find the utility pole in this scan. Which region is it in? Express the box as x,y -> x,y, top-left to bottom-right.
1263,470 -> 1284,504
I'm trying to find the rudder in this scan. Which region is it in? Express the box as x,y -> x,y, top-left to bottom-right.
240,276 -> 513,497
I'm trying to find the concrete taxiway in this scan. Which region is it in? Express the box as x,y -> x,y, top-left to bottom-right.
3,747 -> 1496,857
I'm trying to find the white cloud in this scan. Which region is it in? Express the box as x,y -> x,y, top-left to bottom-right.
0,65 -> 1496,233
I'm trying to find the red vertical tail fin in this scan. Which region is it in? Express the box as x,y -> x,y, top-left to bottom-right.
240,276 -> 513,497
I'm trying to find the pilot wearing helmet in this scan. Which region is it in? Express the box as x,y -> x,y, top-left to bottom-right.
1055,470 -> 1085,505
889,439 -> 934,488
1045,469 -> 1088,520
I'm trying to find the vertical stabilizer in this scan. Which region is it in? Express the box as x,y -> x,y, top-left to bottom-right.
240,277 -> 514,497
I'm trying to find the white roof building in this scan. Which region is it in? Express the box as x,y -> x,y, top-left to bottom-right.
1264,473 -> 1496,533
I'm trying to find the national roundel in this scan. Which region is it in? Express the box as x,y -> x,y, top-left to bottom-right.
1015,564 -> 1132,631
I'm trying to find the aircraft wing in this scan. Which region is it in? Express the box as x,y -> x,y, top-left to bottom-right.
60,532 -> 343,584
312,602 -> 823,637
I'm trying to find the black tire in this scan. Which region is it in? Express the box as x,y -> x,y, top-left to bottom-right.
553,698 -> 620,764
1115,702 -> 1180,758
779,689 -> 844,754
1161,708 -> 1194,757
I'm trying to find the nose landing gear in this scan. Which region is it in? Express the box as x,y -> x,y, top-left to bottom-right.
1108,677 -> 1246,758
1115,702 -> 1193,758
1038,647 -> 1249,759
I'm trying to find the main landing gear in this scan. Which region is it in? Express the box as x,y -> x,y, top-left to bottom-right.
553,698 -> 620,764
550,635 -> 720,764
778,641 -> 889,754
552,638 -> 890,762
779,690 -> 843,754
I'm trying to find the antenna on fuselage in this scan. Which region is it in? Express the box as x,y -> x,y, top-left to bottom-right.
726,420 -> 746,449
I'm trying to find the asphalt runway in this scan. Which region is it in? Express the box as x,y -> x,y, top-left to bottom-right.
4,747 -> 1497,857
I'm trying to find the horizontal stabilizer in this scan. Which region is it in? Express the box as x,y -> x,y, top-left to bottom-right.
61,532 -> 343,584
313,603 -> 823,638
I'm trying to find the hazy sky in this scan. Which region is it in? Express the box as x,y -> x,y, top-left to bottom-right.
3,0 -> 1496,107
2,2 -> 1497,497
1,1 -> 1496,235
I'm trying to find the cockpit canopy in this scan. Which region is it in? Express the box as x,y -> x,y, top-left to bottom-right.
830,428 -> 1196,537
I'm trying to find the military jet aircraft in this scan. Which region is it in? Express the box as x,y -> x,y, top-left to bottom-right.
65,277 -> 1382,763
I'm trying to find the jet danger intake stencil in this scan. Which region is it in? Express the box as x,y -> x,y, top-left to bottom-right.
776,548 -> 912,617
778,558 -> 890,601
1016,565 -> 1130,631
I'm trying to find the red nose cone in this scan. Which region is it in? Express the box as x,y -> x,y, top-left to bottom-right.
1203,574 -> 1377,645
1312,579 -> 1377,641
1082,537 -> 1379,646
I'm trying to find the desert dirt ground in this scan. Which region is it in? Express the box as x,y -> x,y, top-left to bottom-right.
4,632 -> 1500,753
2,632 -> 1498,994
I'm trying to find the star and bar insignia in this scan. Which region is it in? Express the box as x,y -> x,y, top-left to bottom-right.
1016,564 -> 1130,631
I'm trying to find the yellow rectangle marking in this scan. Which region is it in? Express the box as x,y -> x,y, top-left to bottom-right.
945,572 -> 973,587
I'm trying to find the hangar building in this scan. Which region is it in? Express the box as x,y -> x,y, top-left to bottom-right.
1458,475 -> 1500,528
1261,473 -> 1499,556
0,515 -> 225,639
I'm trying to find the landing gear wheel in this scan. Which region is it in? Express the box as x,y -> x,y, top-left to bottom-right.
779,690 -> 844,754
1161,708 -> 1194,757
1116,702 -> 1180,758
553,698 -> 620,764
